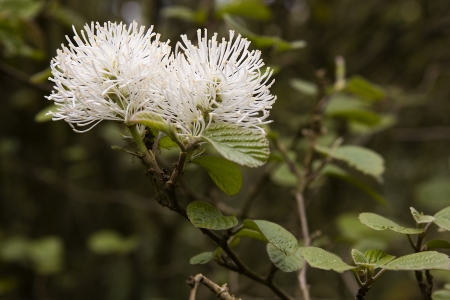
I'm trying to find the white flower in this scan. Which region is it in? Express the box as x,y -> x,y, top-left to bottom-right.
153,29 -> 276,141
47,21 -> 170,132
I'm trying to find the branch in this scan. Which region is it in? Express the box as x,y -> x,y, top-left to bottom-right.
186,274 -> 241,300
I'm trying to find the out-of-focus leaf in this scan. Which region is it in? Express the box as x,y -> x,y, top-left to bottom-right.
29,67 -> 51,84
48,3 -> 85,28
316,145 -> 385,180
223,14 -> 305,52
0,236 -> 29,262
267,243 -> 304,272
189,252 -> 215,265
426,239 -> 450,250
300,247 -> 355,272
87,230 -> 139,255
243,220 -> 297,255
0,0 -> 44,19
271,163 -> 299,187
192,156 -> 242,196
433,289 -> 450,300
345,75 -> 385,102
161,6 -> 207,25
187,201 -> 238,230
381,251 -> 450,270
349,114 -> 397,135
323,165 -> 387,205
216,0 -> 272,20
434,206 -> 450,231
290,79 -> 317,96
27,236 -> 64,274
359,213 -> 423,234
415,177 -> 450,212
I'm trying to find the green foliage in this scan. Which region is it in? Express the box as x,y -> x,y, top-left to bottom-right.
434,206 -> 450,231
325,95 -> 381,126
34,104 -> 57,122
243,220 -> 298,255
290,79 -> 317,96
161,6 -> 207,25
191,156 -> 242,196
189,251 -> 215,265
300,247 -> 355,273
27,236 -> 64,274
359,213 -> 423,234
87,230 -> 139,255
234,228 -> 268,242
351,249 -> 395,268
381,252 -> 450,271
433,285 -> 450,300
410,207 -> 435,224
426,240 -> 450,251
316,145 -> 385,180
201,123 -> 270,168
216,0 -> 272,20
267,243 -> 304,272
129,111 -> 174,137
187,201 -> 238,230
345,75 -> 385,102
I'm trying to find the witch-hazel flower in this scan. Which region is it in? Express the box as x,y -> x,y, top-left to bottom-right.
47,21 -> 170,132
152,29 -> 276,141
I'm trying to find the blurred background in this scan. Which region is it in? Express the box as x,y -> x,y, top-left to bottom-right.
1,0 -> 450,299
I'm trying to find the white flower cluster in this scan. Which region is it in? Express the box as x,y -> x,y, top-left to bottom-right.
47,21 -> 276,140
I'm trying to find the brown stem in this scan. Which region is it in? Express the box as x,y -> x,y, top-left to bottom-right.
186,274 -> 241,300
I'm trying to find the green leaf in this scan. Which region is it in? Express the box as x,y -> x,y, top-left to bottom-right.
434,206 -> 450,231
323,165 -> 387,205
290,79 -> 317,96
27,236 -> 64,275
216,0 -> 272,20
129,111 -> 174,137
426,239 -> 450,250
364,249 -> 395,267
316,145 -> 385,180
325,95 -> 381,125
345,75 -> 385,102
192,156 -> 242,196
359,213 -> 423,234
243,220 -> 297,255
267,243 -> 304,272
382,251 -> 450,270
300,247 -> 355,273
29,67 -> 52,84
223,14 -> 305,52
35,104 -> 57,123
351,249 -> 367,265
234,228 -> 268,242
201,123 -> 270,168
187,201 -> 238,230
189,252 -> 215,265
270,163 -> 299,187
158,136 -> 179,149
410,207 -> 435,224
87,230 -> 139,255
161,6 -> 206,24
414,177 -> 450,211
433,289 -> 450,300
0,236 -> 29,263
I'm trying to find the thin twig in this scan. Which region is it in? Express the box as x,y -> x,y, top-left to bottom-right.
186,274 -> 241,300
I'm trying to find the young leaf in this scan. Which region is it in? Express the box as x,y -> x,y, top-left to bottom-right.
300,247 -> 355,273
381,251 -> 450,270
323,165 -> 387,205
351,249 -> 367,265
243,220 -> 298,255
267,243 -> 304,272
426,239 -> 450,250
234,228 -> 268,242
345,75 -> 385,102
35,104 -> 57,123
187,201 -> 238,230
364,249 -> 395,267
315,145 -> 385,180
189,252 -> 215,265
410,207 -> 435,224
129,111 -> 173,136
359,213 -> 423,234
191,156 -> 242,196
434,206 -> 450,231
201,123 -> 270,168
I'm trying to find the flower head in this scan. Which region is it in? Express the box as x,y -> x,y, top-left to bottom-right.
47,21 -> 170,132
152,29 -> 276,141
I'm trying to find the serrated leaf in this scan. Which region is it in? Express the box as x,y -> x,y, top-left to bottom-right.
359,213 -> 423,234
410,207 -> 435,224
35,104 -> 57,123
426,239 -> 450,250
300,247 -> 355,273
364,249 -> 395,266
87,230 -> 139,255
192,156 -> 242,196
189,252 -> 215,265
316,145 -> 385,180
223,14 -> 305,52
234,228 -> 268,242
382,251 -> 450,270
434,206 -> 450,231
201,123 -> 269,168
187,201 -> 238,230
351,249 -> 367,265
290,79 -> 317,96
345,75 -> 385,102
216,0 -> 272,20
323,165 -> 387,205
267,243 -> 304,272
243,220 -> 297,255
